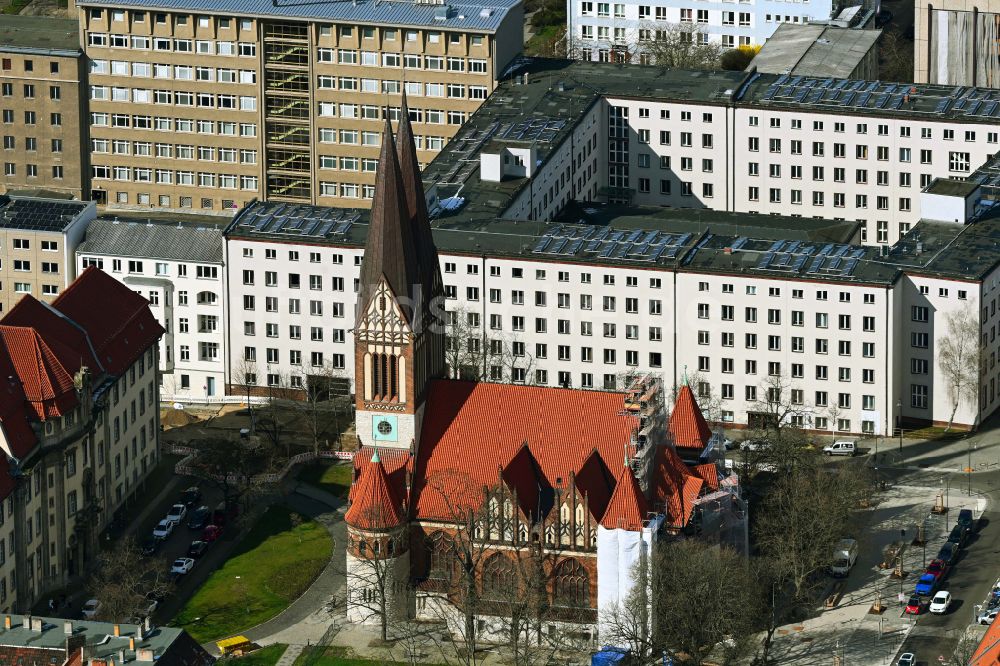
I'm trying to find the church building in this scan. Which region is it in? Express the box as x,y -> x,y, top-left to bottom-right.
343,100 -> 746,644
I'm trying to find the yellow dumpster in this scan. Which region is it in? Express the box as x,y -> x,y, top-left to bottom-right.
216,636 -> 253,657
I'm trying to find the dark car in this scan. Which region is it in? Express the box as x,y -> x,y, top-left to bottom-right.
187,506 -> 211,530
141,536 -> 162,556
187,540 -> 209,558
936,541 -> 958,565
958,509 -> 977,532
948,524 -> 969,547
203,524 -> 223,542
180,486 -> 202,508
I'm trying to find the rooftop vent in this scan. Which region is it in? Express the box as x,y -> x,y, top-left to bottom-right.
479,7 -> 493,17
433,4 -> 450,20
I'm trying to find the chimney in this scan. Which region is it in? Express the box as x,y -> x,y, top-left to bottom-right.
143,618 -> 151,633
64,621 -> 73,635
113,625 -> 121,637
23,616 -> 32,629
135,624 -> 145,641
31,618 -> 43,632
4,616 -> 10,629
136,649 -> 154,663
118,649 -> 126,664
128,638 -> 135,651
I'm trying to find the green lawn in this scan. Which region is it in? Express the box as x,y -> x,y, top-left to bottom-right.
173,506 -> 332,642
220,644 -> 288,666
298,462 -> 353,500
294,646 -> 445,666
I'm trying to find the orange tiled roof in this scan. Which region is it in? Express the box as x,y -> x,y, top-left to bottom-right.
653,446 -> 705,527
601,464 -> 649,531
693,463 -> 720,491
411,380 -> 638,522
0,326 -> 77,420
971,614 -> 1000,666
669,385 -> 713,449
345,448 -> 405,530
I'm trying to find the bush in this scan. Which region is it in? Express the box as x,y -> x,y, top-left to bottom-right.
720,48 -> 755,71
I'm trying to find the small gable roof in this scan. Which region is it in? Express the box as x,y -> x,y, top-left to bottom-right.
600,465 -> 649,531
669,384 -> 713,449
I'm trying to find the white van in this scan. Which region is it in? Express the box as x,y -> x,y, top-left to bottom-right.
823,440 -> 856,456
831,538 -> 859,576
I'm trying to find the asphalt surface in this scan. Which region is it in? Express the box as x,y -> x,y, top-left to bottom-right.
882,466 -> 1000,666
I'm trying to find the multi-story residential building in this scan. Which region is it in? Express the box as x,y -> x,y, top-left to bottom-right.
0,268 -> 163,612
0,17 -> 88,200
0,195 -> 95,315
222,59 -> 1000,434
568,0 -> 833,58
914,0 -> 1000,86
75,0 -> 524,212
76,217 -> 227,400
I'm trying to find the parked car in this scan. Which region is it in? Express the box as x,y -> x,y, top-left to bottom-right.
152,519 -> 174,539
904,595 -> 924,615
81,599 -> 100,620
170,558 -> 195,575
823,440 -> 856,456
929,590 -> 952,614
925,559 -> 948,581
203,524 -> 223,542
915,572 -> 938,596
958,508 -> 977,532
936,542 -> 959,565
187,540 -> 209,558
979,607 -> 999,625
187,506 -> 211,530
740,440 -> 768,451
180,486 -> 202,508
897,654 -> 916,666
948,525 -> 970,547
164,503 -> 187,525
141,536 -> 162,556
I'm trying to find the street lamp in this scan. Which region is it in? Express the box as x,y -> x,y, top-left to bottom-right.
967,439 -> 976,496
941,475 -> 951,512
896,400 -> 903,457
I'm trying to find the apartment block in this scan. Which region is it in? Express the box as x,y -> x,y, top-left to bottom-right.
0,195 -> 95,315
0,268 -> 163,612
914,0 -> 1000,86
568,0 -> 833,58
75,0 -> 524,212
76,217 -> 227,400
0,17 -> 88,200
217,60 -> 1000,434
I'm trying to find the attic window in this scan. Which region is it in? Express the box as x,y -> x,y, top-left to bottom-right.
379,296 -> 386,311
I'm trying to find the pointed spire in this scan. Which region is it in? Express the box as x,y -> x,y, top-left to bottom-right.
683,364 -> 688,386
358,117 -> 421,321
371,445 -> 380,464
669,384 -> 713,449
345,448 -> 404,530
600,464 -> 649,531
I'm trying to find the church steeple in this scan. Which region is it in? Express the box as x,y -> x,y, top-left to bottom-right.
354,112 -> 443,453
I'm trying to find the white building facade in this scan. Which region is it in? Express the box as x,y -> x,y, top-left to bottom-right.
75,219 -> 228,401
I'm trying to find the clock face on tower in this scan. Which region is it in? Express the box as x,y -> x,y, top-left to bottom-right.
372,415 -> 398,442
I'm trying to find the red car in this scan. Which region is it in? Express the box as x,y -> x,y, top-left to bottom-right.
904,595 -> 925,615
202,524 -> 223,542
925,559 -> 949,581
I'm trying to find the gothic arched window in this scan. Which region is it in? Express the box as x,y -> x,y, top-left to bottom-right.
481,552 -> 516,600
553,558 -> 589,608
426,532 -> 455,581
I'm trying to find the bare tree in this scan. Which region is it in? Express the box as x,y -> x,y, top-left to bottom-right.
879,31 -> 914,82
641,23 -> 723,69
195,435 -> 269,513
938,303 -> 983,430
232,356 -> 260,435
89,536 -> 174,623
754,457 -> 871,601
292,363 -> 350,456
445,308 -> 536,385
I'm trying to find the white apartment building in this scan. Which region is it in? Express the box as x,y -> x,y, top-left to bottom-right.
76,218 -> 227,400
568,0 -> 834,57
218,60 -> 1000,433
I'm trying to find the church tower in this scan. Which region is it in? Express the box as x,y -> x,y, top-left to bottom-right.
354,113 -> 444,451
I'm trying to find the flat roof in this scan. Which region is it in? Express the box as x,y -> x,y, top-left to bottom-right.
77,217 -> 224,264
0,615 -> 190,660
925,178 -> 980,197
75,0 -> 519,33
0,16 -> 81,56
0,196 -> 89,233
751,24 -> 881,78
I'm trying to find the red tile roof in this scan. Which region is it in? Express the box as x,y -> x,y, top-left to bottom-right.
600,464 -> 650,531
693,463 -> 720,491
411,380 -> 639,522
2,295 -> 99,372
669,385 -> 713,449
0,348 -> 36,460
51,267 -> 163,375
345,448 -> 405,530
971,615 -> 1000,666
0,326 -> 77,420
653,446 -> 705,528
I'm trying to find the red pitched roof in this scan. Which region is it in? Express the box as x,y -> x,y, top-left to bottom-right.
345,449 -> 405,530
693,463 -> 720,491
669,385 -> 713,449
0,348 -> 36,460
971,612 -> 1000,666
0,326 -> 77,420
601,465 -> 649,531
574,449 -> 614,522
2,295 -> 99,372
51,267 -> 163,375
653,446 -> 705,528
412,380 -> 638,521
500,444 -> 547,521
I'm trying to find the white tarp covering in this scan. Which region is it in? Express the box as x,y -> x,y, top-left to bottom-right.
596,516 -> 663,645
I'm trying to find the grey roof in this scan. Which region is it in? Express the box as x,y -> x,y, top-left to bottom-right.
0,16 -> 81,56
925,178 -> 980,197
0,196 -> 89,232
77,218 -> 224,264
0,615 -> 205,663
750,24 -> 881,78
75,0 -> 519,32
